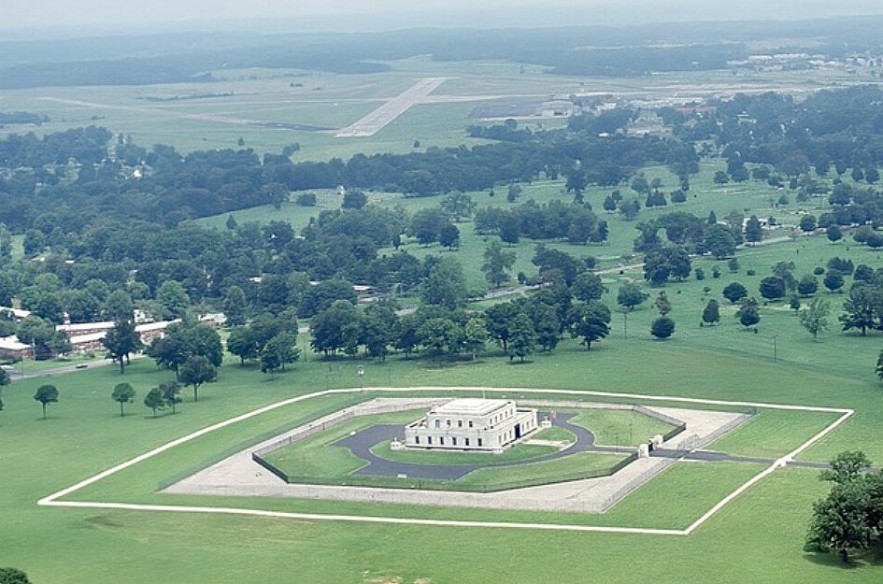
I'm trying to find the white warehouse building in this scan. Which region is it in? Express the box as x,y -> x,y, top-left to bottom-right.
404,398 -> 538,452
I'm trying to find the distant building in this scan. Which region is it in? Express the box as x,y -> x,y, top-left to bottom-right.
404,398 -> 538,452
0,335 -> 33,360
0,307 -> 32,322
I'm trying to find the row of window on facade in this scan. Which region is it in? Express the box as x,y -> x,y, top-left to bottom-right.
414,435 -> 484,447
434,419 -> 475,429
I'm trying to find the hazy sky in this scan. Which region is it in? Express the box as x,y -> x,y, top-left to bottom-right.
5,0 -> 883,35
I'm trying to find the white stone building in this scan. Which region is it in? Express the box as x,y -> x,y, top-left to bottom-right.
404,398 -> 538,452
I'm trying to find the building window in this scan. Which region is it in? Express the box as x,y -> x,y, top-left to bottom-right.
452,437 -> 457,446
446,419 -> 451,427
478,438 -> 483,447
458,420 -> 463,428
440,436 -> 445,445
465,438 -> 470,446
415,436 -> 420,444
434,420 -> 440,429
468,421 -> 473,428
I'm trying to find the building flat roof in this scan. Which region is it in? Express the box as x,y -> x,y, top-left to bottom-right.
433,398 -> 509,416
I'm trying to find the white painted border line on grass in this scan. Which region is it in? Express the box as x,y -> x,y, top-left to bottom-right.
38,386 -> 854,536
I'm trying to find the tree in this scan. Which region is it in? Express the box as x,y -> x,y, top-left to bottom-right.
341,189 -> 367,209
643,247 -> 691,286
805,479 -> 875,562
226,326 -> 259,365
843,285 -> 883,336
744,215 -> 763,243
722,282 -> 748,304
462,316 -> 488,360
799,297 -> 830,341
160,382 -> 182,414
876,350 -> 883,382
651,316 -> 675,340
618,197 -> 641,221
654,291 -> 672,316
102,319 -> 143,373
155,280 -> 190,320
827,224 -> 843,243
101,289 -> 134,322
703,224 -> 738,259
438,223 -> 460,250
797,274 -> 819,297
0,568 -> 31,584
262,332 -> 300,373
417,317 -> 459,365
506,312 -> 537,362
821,451 -> 872,484
484,302 -> 521,350
179,355 -> 218,401
572,272 -> 606,302
144,387 -> 165,417
702,299 -> 720,326
799,214 -> 817,232
310,301 -> 361,356
222,285 -> 248,327
359,300 -> 399,361
420,257 -> 468,310
440,191 -> 476,221
34,384 -> 58,419
111,382 -> 136,416
617,284 -> 649,312
823,271 -> 845,293
568,301 -> 611,350
481,240 -> 516,288
759,277 -> 786,301
737,299 -> 760,328
146,323 -> 222,377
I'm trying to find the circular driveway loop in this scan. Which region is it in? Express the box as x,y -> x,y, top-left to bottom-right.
334,412 -> 630,481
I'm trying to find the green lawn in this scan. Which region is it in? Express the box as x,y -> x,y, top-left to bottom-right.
371,440 -> 557,466
532,425 -> 575,441
454,450 -> 629,490
569,408 -> 678,446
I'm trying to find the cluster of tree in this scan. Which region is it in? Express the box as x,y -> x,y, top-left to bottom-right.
805,451 -> 883,563
633,210 -> 743,259
671,87 -> 883,187
298,262 -> 611,364
0,111 -> 49,127
0,116 -> 702,232
144,321 -> 222,384
226,312 -> 300,374
474,200 -> 607,245
0,567 -> 31,584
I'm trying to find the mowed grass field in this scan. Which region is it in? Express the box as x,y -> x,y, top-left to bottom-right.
0,312 -> 879,583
